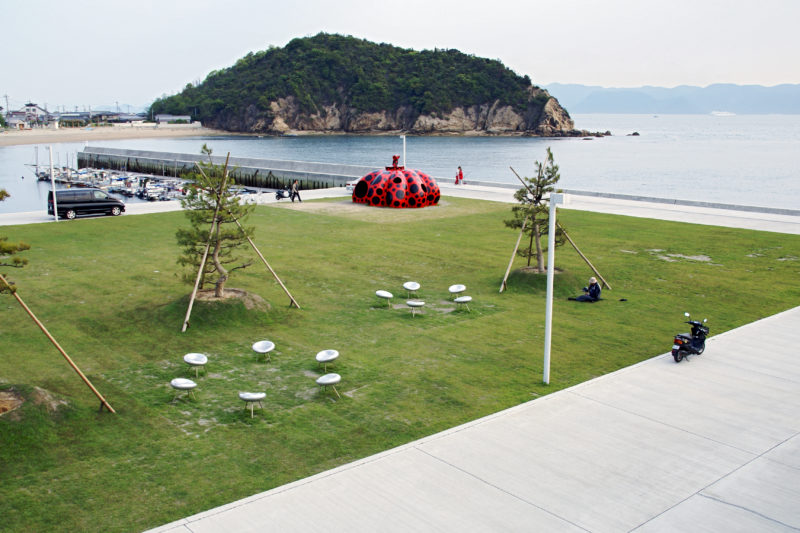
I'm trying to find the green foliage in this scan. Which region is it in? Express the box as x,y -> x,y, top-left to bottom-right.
504,148 -> 565,271
148,33 -> 538,128
0,189 -> 30,293
176,145 -> 255,296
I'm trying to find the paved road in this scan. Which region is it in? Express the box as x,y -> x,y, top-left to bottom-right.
5,183 -> 800,235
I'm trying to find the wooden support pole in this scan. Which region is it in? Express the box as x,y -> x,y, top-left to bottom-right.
181,153 -> 231,332
229,215 -> 301,309
499,216 -> 528,293
0,274 -> 115,413
509,166 -> 611,290
557,222 -> 612,290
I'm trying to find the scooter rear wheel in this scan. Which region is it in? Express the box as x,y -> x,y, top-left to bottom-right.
672,349 -> 684,363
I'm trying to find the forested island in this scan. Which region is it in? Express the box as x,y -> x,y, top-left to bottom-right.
150,33 -> 594,136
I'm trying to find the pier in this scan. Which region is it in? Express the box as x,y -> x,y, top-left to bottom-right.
77,147 -> 374,190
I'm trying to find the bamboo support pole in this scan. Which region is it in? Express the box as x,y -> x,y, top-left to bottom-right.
556,222 -> 611,290
181,154 -> 231,332
499,216 -> 528,293
509,165 -> 611,290
229,215 -> 301,309
0,274 -> 115,413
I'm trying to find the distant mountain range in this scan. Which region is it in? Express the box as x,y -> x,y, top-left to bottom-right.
545,83 -> 800,114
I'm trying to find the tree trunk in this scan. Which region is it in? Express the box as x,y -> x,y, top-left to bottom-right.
526,224 -> 535,267
211,220 -> 228,298
534,220 -> 544,273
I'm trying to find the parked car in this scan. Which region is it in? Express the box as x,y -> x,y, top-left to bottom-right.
47,188 -> 126,220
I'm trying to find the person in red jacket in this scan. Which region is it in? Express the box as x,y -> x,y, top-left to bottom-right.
455,166 -> 464,185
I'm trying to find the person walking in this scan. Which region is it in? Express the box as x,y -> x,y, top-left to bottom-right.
290,179 -> 302,203
455,166 -> 464,185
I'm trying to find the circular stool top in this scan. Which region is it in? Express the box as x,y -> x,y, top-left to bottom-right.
252,340 -> 275,354
375,290 -> 393,299
454,295 -> 473,303
316,373 -> 341,386
316,349 -> 340,363
183,353 -> 208,366
407,300 -> 425,308
403,281 -> 420,291
170,378 -> 197,390
449,284 -> 466,294
239,392 -> 266,401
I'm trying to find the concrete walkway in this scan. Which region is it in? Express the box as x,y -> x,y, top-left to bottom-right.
149,305 -> 800,532
4,183 -> 800,235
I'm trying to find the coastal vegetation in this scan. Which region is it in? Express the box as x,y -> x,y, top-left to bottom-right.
505,147 -> 565,271
1,199 -> 799,531
148,33 -> 572,134
177,145 -> 254,297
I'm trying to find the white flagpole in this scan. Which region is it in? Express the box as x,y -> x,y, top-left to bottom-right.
543,193 -> 563,384
49,146 -> 58,222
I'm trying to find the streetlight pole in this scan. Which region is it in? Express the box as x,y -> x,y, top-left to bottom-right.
543,193 -> 563,384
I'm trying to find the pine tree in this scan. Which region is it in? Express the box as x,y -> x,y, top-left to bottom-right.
176,146 -> 254,298
504,147 -> 565,273
0,189 -> 31,293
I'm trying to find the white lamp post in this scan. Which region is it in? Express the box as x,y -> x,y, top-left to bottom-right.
543,193 -> 563,384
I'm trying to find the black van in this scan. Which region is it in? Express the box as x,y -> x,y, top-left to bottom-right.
47,188 -> 126,219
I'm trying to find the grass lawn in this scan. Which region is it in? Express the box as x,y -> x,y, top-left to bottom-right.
1,196 -> 799,531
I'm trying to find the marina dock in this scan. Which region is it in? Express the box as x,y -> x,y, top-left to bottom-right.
78,147 -> 373,190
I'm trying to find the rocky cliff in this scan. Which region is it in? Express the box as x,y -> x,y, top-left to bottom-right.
213,88 -> 588,136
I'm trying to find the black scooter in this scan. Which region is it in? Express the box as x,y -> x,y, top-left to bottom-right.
671,312 -> 709,362
275,188 -> 290,200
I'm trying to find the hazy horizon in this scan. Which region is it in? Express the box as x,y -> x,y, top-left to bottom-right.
3,0 -> 799,112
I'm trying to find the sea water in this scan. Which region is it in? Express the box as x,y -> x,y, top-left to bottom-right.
1,114 -> 798,214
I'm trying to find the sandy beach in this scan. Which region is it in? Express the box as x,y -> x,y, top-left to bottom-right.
0,125 -> 238,147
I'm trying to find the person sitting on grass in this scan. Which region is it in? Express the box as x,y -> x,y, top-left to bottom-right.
569,277 -> 601,302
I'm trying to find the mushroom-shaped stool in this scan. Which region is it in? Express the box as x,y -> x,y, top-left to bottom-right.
238,392 -> 266,418
183,352 -> 208,378
375,290 -> 393,307
407,300 -> 425,317
454,295 -> 472,312
170,378 -> 197,401
252,340 -> 275,362
316,349 -> 339,372
448,284 -> 466,299
316,373 -> 341,399
403,281 -> 420,298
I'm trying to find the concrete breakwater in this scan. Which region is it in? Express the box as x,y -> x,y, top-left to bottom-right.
78,147 -> 374,190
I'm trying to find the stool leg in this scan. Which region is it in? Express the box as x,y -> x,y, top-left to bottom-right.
332,385 -> 341,399
250,402 -> 254,418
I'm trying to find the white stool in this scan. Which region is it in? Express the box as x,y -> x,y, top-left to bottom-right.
407,300 -> 425,317
316,349 -> 339,372
375,290 -> 393,307
183,352 -> 208,378
448,284 -> 466,299
170,378 -> 197,401
252,340 -> 275,362
403,281 -> 420,298
316,373 -> 341,398
454,295 -> 472,311
238,392 -> 266,418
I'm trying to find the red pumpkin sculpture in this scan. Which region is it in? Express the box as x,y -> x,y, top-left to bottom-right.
352,156 -> 440,208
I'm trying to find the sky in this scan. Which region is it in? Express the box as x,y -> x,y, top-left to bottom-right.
3,0 -> 799,112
